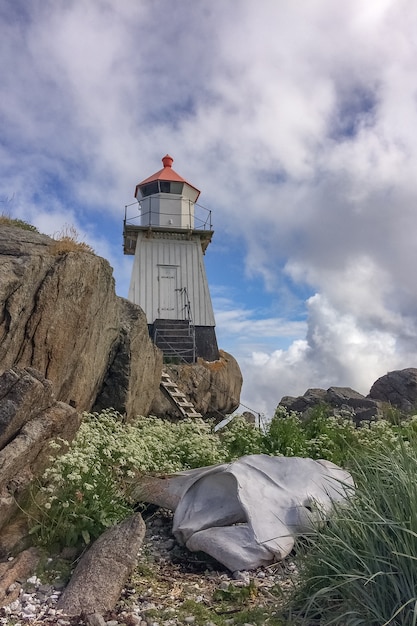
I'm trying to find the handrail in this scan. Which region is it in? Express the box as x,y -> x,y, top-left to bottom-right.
152,287 -> 196,363
175,287 -> 196,363
124,198 -> 212,231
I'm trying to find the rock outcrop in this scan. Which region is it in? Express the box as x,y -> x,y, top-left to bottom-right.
0,225 -> 162,419
0,367 -> 81,556
368,368 -> 417,411
280,386 -> 382,423
150,350 -> 242,421
93,298 -> 162,420
0,225 -> 241,420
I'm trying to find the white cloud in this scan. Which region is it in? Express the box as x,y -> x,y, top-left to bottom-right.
2,1 -> 417,417
238,293 -> 413,417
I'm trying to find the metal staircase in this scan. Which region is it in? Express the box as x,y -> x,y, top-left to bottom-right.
160,368 -> 202,418
153,319 -> 195,363
152,287 -> 197,363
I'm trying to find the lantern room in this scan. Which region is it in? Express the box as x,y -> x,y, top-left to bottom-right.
134,154 -> 200,229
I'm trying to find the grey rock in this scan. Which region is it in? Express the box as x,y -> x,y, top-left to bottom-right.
0,546 -> 40,605
279,385 -> 381,423
0,225 -> 161,419
280,388 -> 327,414
93,298 -> 162,420
57,513 -> 146,616
0,368 -> 80,555
368,368 -> 417,411
150,350 -> 242,422
85,614 -> 106,626
0,367 -> 54,448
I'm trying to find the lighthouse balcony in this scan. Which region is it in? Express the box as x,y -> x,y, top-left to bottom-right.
123,199 -> 213,254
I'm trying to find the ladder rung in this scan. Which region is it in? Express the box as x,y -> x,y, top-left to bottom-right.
161,368 -> 201,418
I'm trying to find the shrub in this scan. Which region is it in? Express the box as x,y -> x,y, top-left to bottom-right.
290,439 -> 417,626
263,407 -> 309,457
0,213 -> 39,232
220,415 -> 265,459
30,410 -> 227,550
29,404 -> 417,555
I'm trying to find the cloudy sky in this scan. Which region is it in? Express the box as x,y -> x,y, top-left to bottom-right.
1,0 -> 417,418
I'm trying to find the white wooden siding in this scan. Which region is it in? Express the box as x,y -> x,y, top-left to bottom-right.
128,233 -> 216,326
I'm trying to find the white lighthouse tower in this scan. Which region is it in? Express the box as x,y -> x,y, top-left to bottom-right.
123,155 -> 219,363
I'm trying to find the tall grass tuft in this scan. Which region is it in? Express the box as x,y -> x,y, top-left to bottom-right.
50,224 -> 94,254
291,440 -> 417,625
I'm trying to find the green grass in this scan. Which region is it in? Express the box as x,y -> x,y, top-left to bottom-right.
289,440 -> 417,625
26,405 -> 417,626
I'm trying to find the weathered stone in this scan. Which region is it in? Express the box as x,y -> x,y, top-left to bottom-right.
0,226 -> 119,411
0,367 -> 54,448
93,298 -> 162,420
279,385 -> 381,423
326,387 -> 376,410
242,411 -> 256,425
280,388 -> 327,414
0,225 -> 163,418
57,513 -> 146,616
0,546 -> 40,605
150,350 -> 242,421
0,367 -> 81,555
85,614 -> 106,626
368,368 -> 417,411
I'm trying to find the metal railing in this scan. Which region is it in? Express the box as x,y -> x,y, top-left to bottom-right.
124,198 -> 212,231
176,286 -> 196,363
152,287 -> 196,363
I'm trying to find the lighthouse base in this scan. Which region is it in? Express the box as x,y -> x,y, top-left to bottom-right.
149,320 -> 219,363
195,326 -> 219,362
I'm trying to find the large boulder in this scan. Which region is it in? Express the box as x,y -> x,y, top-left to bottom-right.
280,386 -> 381,423
150,350 -> 242,421
93,298 -> 162,420
0,367 -> 81,556
0,225 -> 162,418
368,368 -> 417,411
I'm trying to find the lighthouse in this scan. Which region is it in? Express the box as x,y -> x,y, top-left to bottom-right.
123,155 -> 219,363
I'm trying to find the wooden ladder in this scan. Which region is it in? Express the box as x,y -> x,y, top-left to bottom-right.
160,368 -> 202,419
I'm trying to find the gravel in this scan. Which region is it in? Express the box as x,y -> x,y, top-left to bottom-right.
1,509 -> 298,625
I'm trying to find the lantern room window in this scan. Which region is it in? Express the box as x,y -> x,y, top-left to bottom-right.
140,181 -> 184,197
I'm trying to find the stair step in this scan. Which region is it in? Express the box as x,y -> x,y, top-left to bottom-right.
156,329 -> 192,334
160,368 -> 202,419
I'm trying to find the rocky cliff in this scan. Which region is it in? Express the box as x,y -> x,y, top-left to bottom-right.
0,225 -> 162,419
0,225 -> 242,421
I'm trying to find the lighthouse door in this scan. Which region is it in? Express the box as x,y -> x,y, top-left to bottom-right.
158,265 -> 179,319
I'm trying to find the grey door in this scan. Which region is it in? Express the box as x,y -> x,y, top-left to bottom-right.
158,265 -> 179,318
